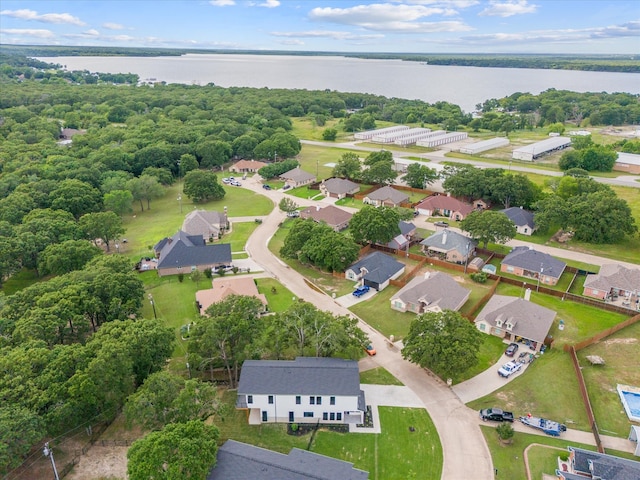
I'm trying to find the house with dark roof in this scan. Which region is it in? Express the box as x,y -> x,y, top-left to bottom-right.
383,221 -> 417,250
300,205 -> 353,232
320,178 -> 360,199
196,277 -> 268,315
501,246 -> 566,286
391,272 -> 470,314
229,159 -> 267,173
363,186 -> 409,207
237,357 -> 366,425
207,440 -> 369,480
500,207 -> 536,236
583,264 -> 640,302
182,210 -> 228,242
345,251 -> 405,291
279,167 -> 316,188
474,295 -> 556,352
420,230 -> 476,264
415,195 -> 475,221
153,230 -> 232,277
556,446 -> 640,480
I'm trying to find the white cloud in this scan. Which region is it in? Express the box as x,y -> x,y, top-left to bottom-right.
1,28 -> 55,38
0,9 -> 85,25
259,0 -> 280,7
396,0 -> 478,7
280,39 -> 305,46
271,30 -> 385,40
209,0 -> 235,6
479,1 -> 537,17
102,22 -> 125,30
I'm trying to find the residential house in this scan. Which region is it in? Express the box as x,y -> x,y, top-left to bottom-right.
556,446 -> 640,480
420,230 -> 476,264
363,186 -> 409,207
345,251 -> 405,291
474,295 -> 556,352
415,194 -> 474,221
195,277 -> 268,315
583,264 -> 640,303
236,357 -> 366,425
153,230 -> 232,277
390,272 -> 470,314
207,440 -> 369,480
501,246 -> 566,286
385,221 -> 417,250
59,128 -> 86,141
299,205 -> 353,232
279,167 -> 316,188
614,152 -> 640,175
320,178 -> 360,199
229,159 -> 267,173
500,207 -> 536,236
182,210 -> 228,242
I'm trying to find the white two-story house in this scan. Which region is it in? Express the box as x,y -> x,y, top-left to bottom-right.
236,357 -> 366,425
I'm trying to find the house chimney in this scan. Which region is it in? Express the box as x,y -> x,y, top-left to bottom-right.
316,205 -> 320,211
424,271 -> 431,279
442,231 -> 447,244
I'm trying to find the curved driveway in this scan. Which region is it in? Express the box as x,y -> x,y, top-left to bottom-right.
244,179 -> 495,480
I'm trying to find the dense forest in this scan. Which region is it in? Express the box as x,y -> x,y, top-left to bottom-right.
2,44 -> 639,73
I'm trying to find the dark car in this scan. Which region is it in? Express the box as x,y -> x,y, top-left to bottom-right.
433,221 -> 449,227
479,408 -> 514,422
505,343 -> 519,357
262,184 -> 271,190
282,184 -> 292,191
352,285 -> 370,297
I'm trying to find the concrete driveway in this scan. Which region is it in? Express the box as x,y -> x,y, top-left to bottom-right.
335,287 -> 376,307
350,384 -> 425,434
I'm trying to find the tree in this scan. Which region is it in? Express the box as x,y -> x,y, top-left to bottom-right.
0,406 -> 43,474
39,239 -> 102,275
279,197 -> 298,214
300,229 -> 359,272
127,420 -> 220,480
258,159 -> 299,179
332,152 -> 362,180
127,175 -> 165,211
442,165 -> 488,202
196,139 -> 232,169
104,189 -> 134,216
183,170 -> 225,203
460,211 -> 516,248
402,163 -> 439,189
349,206 -> 400,245
322,128 -> 337,141
178,153 -> 199,177
79,211 -> 125,252
50,179 -> 103,219
402,310 -> 483,380
487,173 -> 540,209
141,166 -> 174,186
496,423 -> 515,443
280,219 -> 317,258
362,159 -> 397,185
566,190 -> 637,243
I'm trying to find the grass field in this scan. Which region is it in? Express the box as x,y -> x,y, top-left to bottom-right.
360,367 -> 404,386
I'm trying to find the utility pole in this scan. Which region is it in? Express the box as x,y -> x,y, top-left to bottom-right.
43,442 -> 60,480
148,293 -> 157,319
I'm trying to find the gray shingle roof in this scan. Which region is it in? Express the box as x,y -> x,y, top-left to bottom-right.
156,230 -> 231,269
300,205 -> 352,228
474,295 -> 556,344
366,186 -> 409,204
502,246 -> 566,279
391,272 -> 471,311
208,440 -> 369,480
238,357 -> 361,396
182,210 -> 227,238
570,447 -> 640,480
348,251 -> 405,285
322,178 -> 359,195
398,221 -> 416,236
500,207 -> 535,229
584,264 -> 640,293
280,167 -> 316,183
420,230 -> 476,253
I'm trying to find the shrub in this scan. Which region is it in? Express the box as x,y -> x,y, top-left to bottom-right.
496,423 -> 514,442
470,272 -> 488,283
204,268 -> 212,279
177,273 -> 184,283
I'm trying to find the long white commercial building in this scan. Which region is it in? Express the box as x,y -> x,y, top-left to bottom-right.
372,127 -> 431,144
354,125 -> 409,141
459,137 -> 510,155
512,136 -> 571,161
395,130 -> 446,146
416,131 -> 468,148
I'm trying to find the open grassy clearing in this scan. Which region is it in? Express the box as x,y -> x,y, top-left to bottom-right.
296,144 -> 370,179
360,367 -> 404,386
226,220 -> 260,253
291,117 -> 343,142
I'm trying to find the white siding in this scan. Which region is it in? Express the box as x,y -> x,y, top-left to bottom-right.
245,394 -> 361,424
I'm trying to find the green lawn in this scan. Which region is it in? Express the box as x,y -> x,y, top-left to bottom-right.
225,221 -> 260,253
458,334 -> 507,384
360,367 -> 404,386
1,269 -> 48,295
255,278 -> 298,313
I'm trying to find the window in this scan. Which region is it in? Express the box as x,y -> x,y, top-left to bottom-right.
330,396 -> 335,405
322,413 -> 328,421
310,396 -> 315,405
316,396 -> 322,405
506,266 -> 514,273
289,412 -> 294,422
247,395 -> 253,404
330,413 -> 335,421
479,323 -> 486,331
268,395 -> 274,404
304,412 -> 313,418
262,411 -> 267,422
336,413 -> 342,421
296,396 -> 301,405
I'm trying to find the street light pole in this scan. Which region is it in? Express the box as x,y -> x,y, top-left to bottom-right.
464,242 -> 471,274
148,293 -> 157,320
43,443 -> 60,480
537,264 -> 543,292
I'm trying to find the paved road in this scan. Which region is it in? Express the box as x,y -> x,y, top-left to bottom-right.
244,183 -> 495,480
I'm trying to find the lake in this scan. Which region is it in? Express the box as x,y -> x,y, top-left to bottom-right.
38,54 -> 640,113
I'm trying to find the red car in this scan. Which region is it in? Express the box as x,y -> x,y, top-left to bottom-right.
505,343 -> 519,357
364,344 -> 376,356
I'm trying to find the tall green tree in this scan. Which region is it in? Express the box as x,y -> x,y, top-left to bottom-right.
39,239 -> 102,275
127,421 -> 220,480
104,189 -> 134,216
79,211 -> 125,252
460,211 -> 516,248
183,170 -> 225,203
332,152 -> 362,180
300,229 -> 359,272
349,205 -> 400,245
0,406 -> 44,474
279,197 -> 298,214
402,310 -> 483,381
50,179 -> 103,219
402,163 -> 439,189
126,175 -> 165,211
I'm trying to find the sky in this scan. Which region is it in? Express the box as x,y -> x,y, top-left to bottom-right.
1,1 -> 639,54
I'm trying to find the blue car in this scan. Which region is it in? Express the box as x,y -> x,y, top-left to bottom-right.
353,285 -> 370,297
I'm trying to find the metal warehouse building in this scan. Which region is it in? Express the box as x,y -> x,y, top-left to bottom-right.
459,137 -> 510,155
354,125 -> 409,141
614,152 -> 640,174
512,136 -> 571,161
416,131 -> 468,148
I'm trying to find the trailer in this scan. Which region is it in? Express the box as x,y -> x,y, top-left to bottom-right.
519,415 -> 567,436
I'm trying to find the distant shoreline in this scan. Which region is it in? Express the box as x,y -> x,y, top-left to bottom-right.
2,45 -> 639,74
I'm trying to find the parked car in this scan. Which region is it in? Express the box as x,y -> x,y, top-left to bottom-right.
262,184 -> 271,190
282,184 -> 292,191
353,285 -> 370,297
286,211 -> 300,218
231,181 -> 242,186
505,343 -> 519,357
498,361 -> 523,378
434,221 -> 449,227
364,344 -> 377,356
222,177 -> 231,184
479,408 -> 514,422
